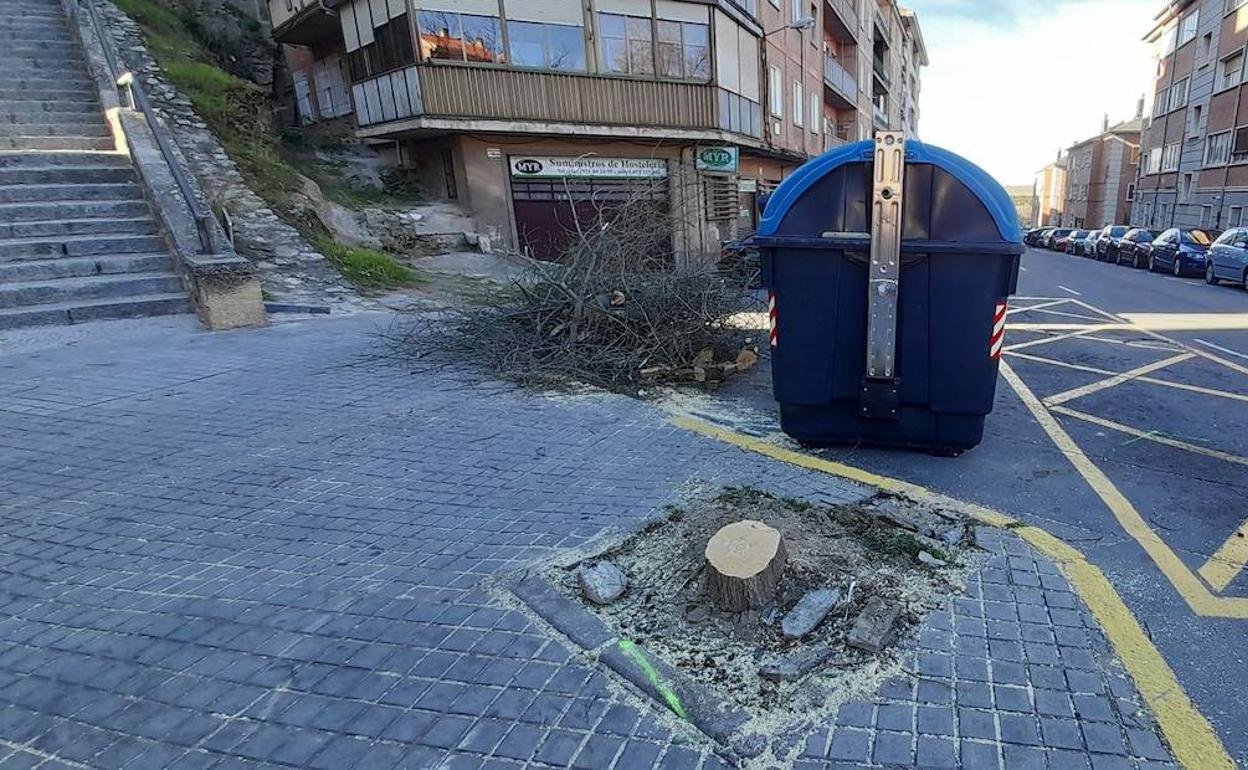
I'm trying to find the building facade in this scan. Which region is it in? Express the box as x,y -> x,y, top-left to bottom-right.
1033,155 -> 1067,227
1061,118 -> 1141,229
1136,0 -> 1248,232
270,0 -> 926,260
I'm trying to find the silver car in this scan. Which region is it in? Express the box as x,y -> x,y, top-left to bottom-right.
1206,228 -> 1248,288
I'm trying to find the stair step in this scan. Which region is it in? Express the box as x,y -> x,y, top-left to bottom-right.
0,293 -> 192,329
0,151 -> 127,169
1,136 -> 115,150
0,271 -> 183,310
0,182 -> 140,204
0,86 -> 97,101
0,76 -> 94,89
0,122 -> 107,138
0,198 -> 149,222
0,253 -> 172,282
0,233 -> 164,260
0,165 -> 133,185
0,216 -> 155,240
3,101 -> 101,116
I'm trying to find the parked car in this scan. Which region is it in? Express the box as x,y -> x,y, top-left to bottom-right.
1044,228 -> 1074,249
1026,227 -> 1053,247
1079,228 -> 1103,257
1025,227 -> 1051,247
1116,229 -> 1158,267
1063,229 -> 1090,254
1206,228 -> 1248,288
1094,225 -> 1131,262
1145,228 -> 1216,277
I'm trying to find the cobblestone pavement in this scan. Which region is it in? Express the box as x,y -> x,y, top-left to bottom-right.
0,314 -> 1178,769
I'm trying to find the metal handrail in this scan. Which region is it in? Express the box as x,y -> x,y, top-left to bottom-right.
76,0 -> 219,256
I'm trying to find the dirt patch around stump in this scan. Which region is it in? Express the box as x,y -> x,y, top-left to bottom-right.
545,488 -> 980,759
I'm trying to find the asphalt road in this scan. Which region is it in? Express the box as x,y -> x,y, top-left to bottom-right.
715,246 -> 1248,765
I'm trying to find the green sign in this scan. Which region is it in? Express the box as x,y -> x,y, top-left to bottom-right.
696,146 -> 739,173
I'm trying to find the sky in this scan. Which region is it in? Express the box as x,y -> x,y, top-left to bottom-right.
903,0 -> 1157,186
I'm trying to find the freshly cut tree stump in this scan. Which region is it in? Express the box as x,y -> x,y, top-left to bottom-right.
705,520 -> 787,612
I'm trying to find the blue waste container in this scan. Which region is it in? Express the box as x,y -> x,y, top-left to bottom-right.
752,135 -> 1023,454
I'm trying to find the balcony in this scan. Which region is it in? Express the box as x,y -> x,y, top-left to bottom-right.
824,0 -> 856,43
351,64 -> 763,141
271,0 -> 340,46
872,56 -> 891,90
823,54 -> 858,109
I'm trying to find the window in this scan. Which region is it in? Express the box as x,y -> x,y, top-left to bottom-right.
1233,125 -> 1248,162
1202,205 -> 1213,227
508,22 -> 585,71
792,81 -> 804,127
656,20 -> 710,80
791,0 -> 803,22
1221,51 -> 1243,90
1227,0 -> 1248,14
1181,173 -> 1194,201
599,13 -> 653,75
313,54 -> 351,119
1162,141 -> 1181,171
349,12 -> 417,82
1178,11 -> 1198,47
810,92 -> 819,133
768,66 -> 783,117
1127,183 -> 1136,201
1153,87 -> 1167,117
417,11 -> 502,65
1190,104 -> 1203,137
1206,131 -> 1232,165
1169,78 -> 1188,111
1230,206 -> 1243,226
1201,33 -> 1213,64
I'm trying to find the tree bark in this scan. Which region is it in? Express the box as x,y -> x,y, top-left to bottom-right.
705,520 -> 787,612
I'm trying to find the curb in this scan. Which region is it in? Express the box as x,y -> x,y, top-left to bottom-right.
670,414 -> 1234,770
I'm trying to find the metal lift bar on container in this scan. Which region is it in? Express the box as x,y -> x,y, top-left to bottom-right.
861,131 -> 905,420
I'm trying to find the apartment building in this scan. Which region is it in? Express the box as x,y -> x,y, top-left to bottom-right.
269,0 -> 925,260
1135,0 -> 1248,232
1061,117 -> 1141,229
1033,155 -> 1068,227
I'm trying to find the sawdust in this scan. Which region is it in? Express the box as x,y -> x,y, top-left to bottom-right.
546,489 -> 978,760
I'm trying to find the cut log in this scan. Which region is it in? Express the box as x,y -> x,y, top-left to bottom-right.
705,520 -> 787,612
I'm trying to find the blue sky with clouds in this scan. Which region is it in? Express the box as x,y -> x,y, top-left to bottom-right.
902,0 -> 1156,185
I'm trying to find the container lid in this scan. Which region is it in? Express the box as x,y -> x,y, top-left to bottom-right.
757,140 -> 1022,244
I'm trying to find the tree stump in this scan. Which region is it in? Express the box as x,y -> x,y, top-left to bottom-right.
705,520 -> 787,612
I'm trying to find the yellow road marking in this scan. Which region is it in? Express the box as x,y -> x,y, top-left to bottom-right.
1119,312 -> 1248,332
1006,351 -> 1248,404
1049,405 -> 1248,468
999,360 -> 1248,618
1200,521 -> 1248,592
1043,353 -> 1196,406
671,414 -> 1235,770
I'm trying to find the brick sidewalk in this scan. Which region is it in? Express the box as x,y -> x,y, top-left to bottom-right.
0,314 -> 1175,769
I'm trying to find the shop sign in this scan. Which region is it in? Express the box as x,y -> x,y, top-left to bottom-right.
509,156 -> 668,179
737,178 -> 758,193
696,146 -> 739,173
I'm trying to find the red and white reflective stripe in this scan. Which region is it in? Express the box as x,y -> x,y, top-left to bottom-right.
768,291 -> 778,348
989,300 -> 1008,359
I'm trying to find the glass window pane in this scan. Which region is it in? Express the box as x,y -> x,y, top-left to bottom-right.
508,21 -> 544,67
601,37 -> 628,73
461,14 -> 503,63
419,11 -> 461,61
547,25 -> 586,71
682,22 -> 708,47
627,16 -> 652,42
598,13 -> 625,39
657,41 -> 682,77
657,20 -> 680,44
629,39 -> 654,74
683,24 -> 709,82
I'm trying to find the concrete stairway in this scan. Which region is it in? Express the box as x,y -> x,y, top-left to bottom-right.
0,0 -> 192,329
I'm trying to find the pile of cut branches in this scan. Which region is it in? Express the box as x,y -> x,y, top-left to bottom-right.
392,190 -> 762,394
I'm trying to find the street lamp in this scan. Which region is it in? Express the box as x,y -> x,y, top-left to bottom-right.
765,16 -> 816,36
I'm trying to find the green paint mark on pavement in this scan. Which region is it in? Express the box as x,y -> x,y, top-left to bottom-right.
617,639 -> 688,720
